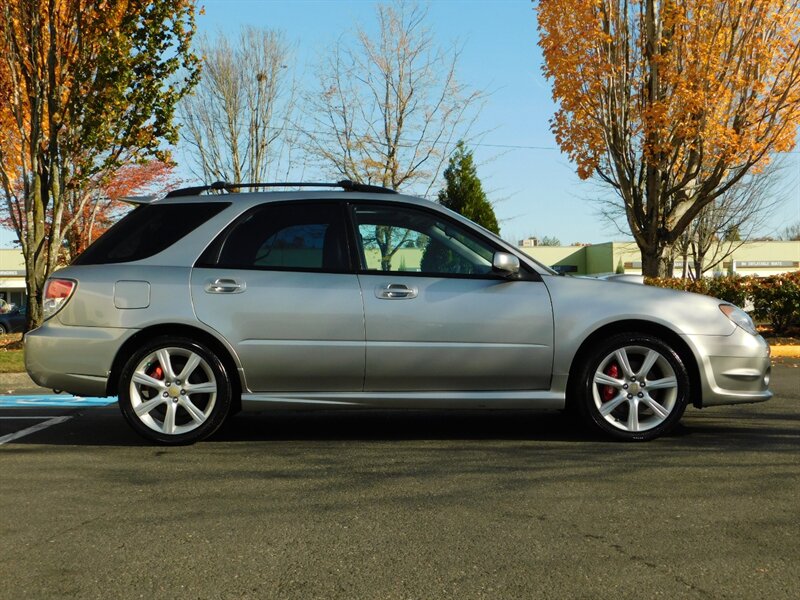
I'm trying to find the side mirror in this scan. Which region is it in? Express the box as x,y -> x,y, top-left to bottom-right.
492,252 -> 520,277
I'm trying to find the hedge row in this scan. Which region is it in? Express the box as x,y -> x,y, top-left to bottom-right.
645,271 -> 800,334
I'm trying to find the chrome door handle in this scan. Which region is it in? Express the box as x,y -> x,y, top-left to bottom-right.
206,278 -> 246,294
376,283 -> 418,299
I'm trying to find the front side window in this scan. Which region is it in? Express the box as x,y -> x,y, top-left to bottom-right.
199,203 -> 348,271
352,205 -> 496,276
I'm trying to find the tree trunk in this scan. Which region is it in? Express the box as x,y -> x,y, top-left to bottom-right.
640,247 -> 666,278
24,254 -> 46,331
693,256 -> 704,280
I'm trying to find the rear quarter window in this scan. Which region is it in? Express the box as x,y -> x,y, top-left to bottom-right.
73,202 -> 230,265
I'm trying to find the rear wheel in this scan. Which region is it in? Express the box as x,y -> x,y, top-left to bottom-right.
575,333 -> 690,441
118,336 -> 232,445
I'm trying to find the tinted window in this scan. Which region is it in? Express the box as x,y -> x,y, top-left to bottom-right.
73,202 -> 229,265
199,203 -> 348,271
352,205 -> 496,276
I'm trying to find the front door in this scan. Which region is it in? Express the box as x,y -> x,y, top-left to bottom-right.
351,203 -> 553,392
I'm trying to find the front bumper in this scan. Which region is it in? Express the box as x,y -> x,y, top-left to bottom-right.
25,320 -> 134,397
684,327 -> 772,407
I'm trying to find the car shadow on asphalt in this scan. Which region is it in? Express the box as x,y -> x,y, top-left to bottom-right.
4,406 -> 798,451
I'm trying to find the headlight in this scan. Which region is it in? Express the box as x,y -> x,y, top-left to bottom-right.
719,304 -> 758,336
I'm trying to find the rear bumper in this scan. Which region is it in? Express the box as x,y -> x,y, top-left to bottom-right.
25,320 -> 134,397
685,328 -> 772,407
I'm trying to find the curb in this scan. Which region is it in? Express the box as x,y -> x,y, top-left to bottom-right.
770,345 -> 800,358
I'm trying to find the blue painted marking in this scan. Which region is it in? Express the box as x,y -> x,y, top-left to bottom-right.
0,395 -> 117,408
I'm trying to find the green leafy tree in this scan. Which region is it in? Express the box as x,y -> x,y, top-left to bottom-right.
422,141 -> 499,273
437,142 -> 499,234
0,0 -> 200,328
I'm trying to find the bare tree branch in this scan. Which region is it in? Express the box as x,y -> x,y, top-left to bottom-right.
179,27 -> 298,186
302,1 -> 485,194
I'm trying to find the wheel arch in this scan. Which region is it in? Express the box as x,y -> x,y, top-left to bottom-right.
107,324 -> 243,410
565,319 -> 702,410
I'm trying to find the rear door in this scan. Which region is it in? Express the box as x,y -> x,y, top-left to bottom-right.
351,203 -> 554,392
191,201 -> 365,392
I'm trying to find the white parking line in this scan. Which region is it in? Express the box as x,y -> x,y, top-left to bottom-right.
0,416 -> 64,419
0,416 -> 72,445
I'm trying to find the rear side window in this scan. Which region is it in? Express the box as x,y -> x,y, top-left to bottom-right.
197,202 -> 348,271
73,202 -> 230,265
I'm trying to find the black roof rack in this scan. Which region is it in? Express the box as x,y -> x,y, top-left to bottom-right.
165,180 -> 398,198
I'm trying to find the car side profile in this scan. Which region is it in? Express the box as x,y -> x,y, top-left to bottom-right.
24,181 -> 772,444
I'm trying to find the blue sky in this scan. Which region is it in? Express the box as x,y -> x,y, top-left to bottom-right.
187,0 -> 799,246
190,0 -> 609,245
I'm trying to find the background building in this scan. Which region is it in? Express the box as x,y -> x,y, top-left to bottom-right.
520,240 -> 800,277
0,249 -> 26,308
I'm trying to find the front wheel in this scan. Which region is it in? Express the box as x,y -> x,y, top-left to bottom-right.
574,333 -> 690,441
118,336 -> 232,445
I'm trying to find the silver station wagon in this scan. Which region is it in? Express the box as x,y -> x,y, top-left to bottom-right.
25,181 -> 772,444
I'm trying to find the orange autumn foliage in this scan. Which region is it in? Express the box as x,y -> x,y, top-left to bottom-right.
537,0 -> 800,275
0,0 -> 199,327
538,0 -> 800,178
62,161 -> 177,260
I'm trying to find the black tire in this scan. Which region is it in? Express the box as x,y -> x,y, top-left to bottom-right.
118,336 -> 233,445
0,323 -> 6,334
573,332 -> 690,441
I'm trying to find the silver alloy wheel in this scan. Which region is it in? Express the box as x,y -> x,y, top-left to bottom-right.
129,346 -> 218,436
591,345 -> 679,433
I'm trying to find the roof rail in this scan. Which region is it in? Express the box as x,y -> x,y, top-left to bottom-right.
119,195 -> 159,205
165,180 -> 397,198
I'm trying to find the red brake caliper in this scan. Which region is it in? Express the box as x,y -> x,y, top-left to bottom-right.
147,364 -> 164,381
602,363 -> 619,402
139,363 -> 164,400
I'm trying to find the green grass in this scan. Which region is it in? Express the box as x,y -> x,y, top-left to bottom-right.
0,349 -> 25,373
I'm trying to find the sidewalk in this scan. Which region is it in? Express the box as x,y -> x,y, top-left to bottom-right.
0,372 -> 52,395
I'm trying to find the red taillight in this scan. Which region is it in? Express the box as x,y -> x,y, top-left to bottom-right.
43,278 -> 76,320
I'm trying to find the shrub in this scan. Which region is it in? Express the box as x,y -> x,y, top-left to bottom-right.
750,271 -> 800,334
644,275 -> 749,306
705,276 -> 750,308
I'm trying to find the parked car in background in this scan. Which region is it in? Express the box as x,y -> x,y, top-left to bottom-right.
0,305 -> 25,333
24,181 -> 772,444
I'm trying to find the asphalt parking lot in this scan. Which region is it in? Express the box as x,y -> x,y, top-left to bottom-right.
1,361 -> 798,600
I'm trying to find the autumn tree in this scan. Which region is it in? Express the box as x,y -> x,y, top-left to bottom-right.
304,1 -> 484,196
61,161 -> 177,262
179,27 -> 299,185
537,0 -> 800,276
0,0 -> 200,328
